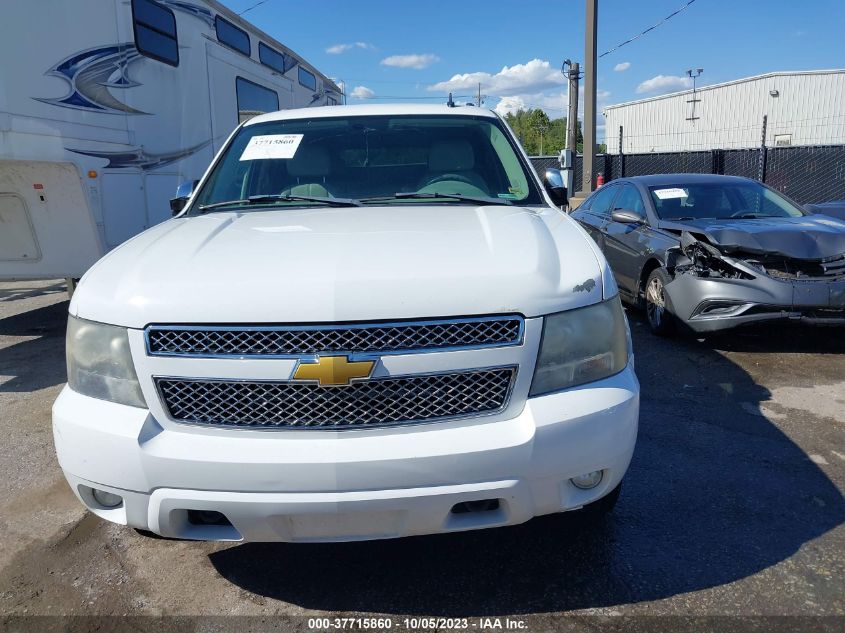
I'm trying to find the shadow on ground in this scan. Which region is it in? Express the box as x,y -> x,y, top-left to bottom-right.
0,282 -> 65,303
210,312 -> 845,614
0,300 -> 69,392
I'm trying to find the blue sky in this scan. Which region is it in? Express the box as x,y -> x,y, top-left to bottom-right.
221,0 -> 844,124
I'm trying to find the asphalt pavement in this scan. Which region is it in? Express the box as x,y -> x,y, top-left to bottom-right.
0,279 -> 842,626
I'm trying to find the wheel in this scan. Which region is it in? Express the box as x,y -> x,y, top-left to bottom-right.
644,267 -> 675,336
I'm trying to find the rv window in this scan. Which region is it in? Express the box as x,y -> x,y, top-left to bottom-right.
216,16 -> 251,56
298,67 -> 317,91
236,78 -> 279,123
259,43 -> 287,73
132,0 -> 178,66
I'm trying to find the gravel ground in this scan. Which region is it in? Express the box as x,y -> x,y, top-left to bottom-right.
0,279 -> 842,627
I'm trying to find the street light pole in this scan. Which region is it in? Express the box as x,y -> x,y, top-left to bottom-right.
582,0 -> 598,194
685,68 -> 703,121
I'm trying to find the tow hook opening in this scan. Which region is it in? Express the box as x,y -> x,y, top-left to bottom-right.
450,498 -> 501,515
187,509 -> 232,527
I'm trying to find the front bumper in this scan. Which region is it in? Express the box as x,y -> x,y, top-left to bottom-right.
52,366 -> 639,542
664,273 -> 845,333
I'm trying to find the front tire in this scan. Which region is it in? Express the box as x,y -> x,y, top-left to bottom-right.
645,268 -> 675,336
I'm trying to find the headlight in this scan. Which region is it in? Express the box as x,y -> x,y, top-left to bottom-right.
66,316 -> 147,408
529,295 -> 629,397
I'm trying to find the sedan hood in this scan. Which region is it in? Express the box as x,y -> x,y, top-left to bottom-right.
657,215 -> 845,259
73,205 -> 604,328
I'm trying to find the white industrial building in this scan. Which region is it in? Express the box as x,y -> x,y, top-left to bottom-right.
603,69 -> 845,154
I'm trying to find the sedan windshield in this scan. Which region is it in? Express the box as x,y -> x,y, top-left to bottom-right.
191,114 -> 542,212
648,181 -> 805,220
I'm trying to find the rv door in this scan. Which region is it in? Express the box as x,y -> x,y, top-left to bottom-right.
206,44 -> 293,153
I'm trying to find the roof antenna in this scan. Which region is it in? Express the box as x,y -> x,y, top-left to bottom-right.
447,92 -> 455,107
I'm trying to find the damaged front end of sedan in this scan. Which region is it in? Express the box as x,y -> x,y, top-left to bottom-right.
661,229 -> 845,332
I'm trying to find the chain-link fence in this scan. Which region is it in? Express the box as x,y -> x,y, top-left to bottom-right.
530,143 -> 845,204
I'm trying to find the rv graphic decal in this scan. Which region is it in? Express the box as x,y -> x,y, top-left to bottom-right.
35,44 -> 148,115
159,0 -> 215,27
67,141 -> 211,170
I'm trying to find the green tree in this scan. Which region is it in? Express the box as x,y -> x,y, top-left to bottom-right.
504,108 -> 590,156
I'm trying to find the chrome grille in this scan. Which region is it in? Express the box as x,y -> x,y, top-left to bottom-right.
146,317 -> 523,357
155,368 -> 515,429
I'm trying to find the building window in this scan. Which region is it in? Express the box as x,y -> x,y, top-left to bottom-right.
327,96 -> 338,106
216,16 -> 250,56
132,0 -> 178,66
259,42 -> 287,73
298,67 -> 317,91
236,77 -> 279,123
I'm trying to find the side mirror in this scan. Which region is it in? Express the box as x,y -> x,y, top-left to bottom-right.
611,209 -> 645,224
543,168 -> 568,207
170,180 -> 199,216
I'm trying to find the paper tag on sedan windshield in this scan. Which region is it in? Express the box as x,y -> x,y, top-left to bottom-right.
653,187 -> 688,200
239,134 -> 304,161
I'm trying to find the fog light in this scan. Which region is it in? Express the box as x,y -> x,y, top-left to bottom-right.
91,488 -> 123,508
571,470 -> 603,490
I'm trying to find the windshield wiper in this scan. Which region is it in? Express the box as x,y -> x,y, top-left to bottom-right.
732,213 -> 780,219
196,194 -> 362,213
360,192 -> 513,206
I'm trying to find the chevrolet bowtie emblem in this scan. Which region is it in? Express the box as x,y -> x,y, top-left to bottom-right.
293,355 -> 376,386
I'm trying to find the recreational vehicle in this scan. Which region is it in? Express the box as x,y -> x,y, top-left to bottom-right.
0,0 -> 342,286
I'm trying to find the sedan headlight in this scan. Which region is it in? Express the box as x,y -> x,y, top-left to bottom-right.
66,316 -> 147,408
529,295 -> 629,397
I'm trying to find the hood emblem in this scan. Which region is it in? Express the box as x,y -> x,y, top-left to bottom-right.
293,355 -> 375,386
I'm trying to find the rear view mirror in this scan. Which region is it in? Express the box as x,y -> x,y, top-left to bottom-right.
611,209 -> 644,224
170,180 -> 199,216
543,168 -> 568,207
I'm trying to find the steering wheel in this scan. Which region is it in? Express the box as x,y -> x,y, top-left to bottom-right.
422,173 -> 478,189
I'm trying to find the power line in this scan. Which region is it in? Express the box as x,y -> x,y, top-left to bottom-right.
599,0 -> 699,58
238,0 -> 272,16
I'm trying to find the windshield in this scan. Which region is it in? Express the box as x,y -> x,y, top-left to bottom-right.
191,114 -> 542,212
648,181 -> 805,221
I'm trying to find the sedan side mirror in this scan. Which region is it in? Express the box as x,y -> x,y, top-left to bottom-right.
170,180 -> 199,216
611,209 -> 645,224
543,168 -> 568,208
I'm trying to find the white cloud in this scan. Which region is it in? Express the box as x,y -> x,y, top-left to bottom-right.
429,59 -> 565,96
636,74 -> 693,94
494,87 -> 612,119
350,85 -> 375,99
614,61 -> 631,72
326,42 -> 375,55
380,54 -> 439,70
494,95 -> 528,116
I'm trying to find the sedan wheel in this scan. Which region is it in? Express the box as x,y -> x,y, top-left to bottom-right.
645,268 -> 674,336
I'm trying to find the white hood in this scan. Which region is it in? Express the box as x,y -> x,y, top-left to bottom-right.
72,205 -> 607,328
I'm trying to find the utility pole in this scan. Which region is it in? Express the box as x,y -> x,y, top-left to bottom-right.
560,60 -> 580,196
582,0 -> 598,194
565,61 -> 580,153
477,82 -> 482,107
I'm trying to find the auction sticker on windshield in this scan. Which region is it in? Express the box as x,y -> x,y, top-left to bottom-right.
653,187 -> 688,200
240,134 -> 304,161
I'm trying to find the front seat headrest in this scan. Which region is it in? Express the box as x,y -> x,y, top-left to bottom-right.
428,141 -> 475,172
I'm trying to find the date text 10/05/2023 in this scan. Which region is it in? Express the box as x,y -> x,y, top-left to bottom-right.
307,617 -> 529,630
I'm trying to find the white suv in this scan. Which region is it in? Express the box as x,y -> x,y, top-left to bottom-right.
53,104 -> 639,542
